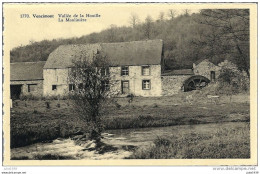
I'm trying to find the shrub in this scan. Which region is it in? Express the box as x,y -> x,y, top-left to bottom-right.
33,154 -> 74,160
20,94 -> 41,101
217,60 -> 249,95
45,101 -> 50,109
154,137 -> 172,147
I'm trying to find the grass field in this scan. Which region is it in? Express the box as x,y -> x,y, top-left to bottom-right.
128,122 -> 250,159
10,93 -> 249,148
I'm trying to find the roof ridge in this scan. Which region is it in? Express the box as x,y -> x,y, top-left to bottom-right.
101,39 -> 163,45
11,61 -> 46,64
56,40 -> 163,48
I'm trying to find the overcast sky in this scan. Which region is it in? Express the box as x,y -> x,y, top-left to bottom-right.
4,3 -> 204,49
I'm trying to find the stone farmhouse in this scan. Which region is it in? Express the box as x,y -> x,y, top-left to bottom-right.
10,40 -> 221,99
43,40 -> 164,97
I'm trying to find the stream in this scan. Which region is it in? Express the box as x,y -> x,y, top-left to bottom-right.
11,122 -> 247,160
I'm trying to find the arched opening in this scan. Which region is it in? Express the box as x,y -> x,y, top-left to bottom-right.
183,75 -> 210,92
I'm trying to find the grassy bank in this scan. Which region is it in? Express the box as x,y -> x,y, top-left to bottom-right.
11,94 -> 249,148
128,122 -> 250,159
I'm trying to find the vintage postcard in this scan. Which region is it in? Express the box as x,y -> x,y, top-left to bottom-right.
2,2 -> 258,166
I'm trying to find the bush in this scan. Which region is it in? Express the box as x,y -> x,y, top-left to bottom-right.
217,60 -> 249,95
20,94 -> 41,101
33,154 -> 74,160
44,95 -> 69,100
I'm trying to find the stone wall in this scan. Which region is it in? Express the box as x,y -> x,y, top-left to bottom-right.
161,75 -> 191,96
110,65 -> 162,97
43,68 -> 69,96
193,60 -> 220,81
43,65 -> 163,97
10,80 -> 43,97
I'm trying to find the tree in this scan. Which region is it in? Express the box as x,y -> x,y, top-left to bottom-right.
143,15 -> 153,39
106,24 -> 117,42
158,11 -> 165,22
68,52 -> 116,144
217,60 -> 249,101
183,9 -> 191,16
168,9 -> 176,21
129,13 -> 140,28
200,9 -> 250,77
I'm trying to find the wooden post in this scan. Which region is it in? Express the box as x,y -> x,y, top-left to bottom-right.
10,99 -> 12,108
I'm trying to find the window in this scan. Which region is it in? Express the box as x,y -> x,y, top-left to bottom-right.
210,71 -> 216,81
69,84 -> 75,91
102,80 -> 110,90
142,66 -> 150,76
28,84 -> 37,92
52,85 -> 57,91
101,67 -> 110,76
121,66 -> 129,76
142,80 -> 151,90
78,83 -> 84,89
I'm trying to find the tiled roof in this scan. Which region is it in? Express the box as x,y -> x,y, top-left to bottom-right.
44,40 -> 163,69
10,61 -> 46,81
44,44 -> 101,69
101,40 -> 163,66
162,69 -> 194,76
193,59 -> 209,65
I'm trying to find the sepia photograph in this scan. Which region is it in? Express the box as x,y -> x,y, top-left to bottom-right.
2,2 -> 257,167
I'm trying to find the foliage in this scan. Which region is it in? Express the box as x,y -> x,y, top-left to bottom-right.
216,60 -> 249,95
68,53 -> 119,142
200,9 -> 250,77
10,10 -> 249,71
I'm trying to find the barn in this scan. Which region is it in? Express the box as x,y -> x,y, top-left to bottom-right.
10,61 -> 45,99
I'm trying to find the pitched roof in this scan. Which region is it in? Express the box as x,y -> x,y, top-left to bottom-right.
162,69 -> 194,76
44,40 -> 163,69
100,40 -> 163,66
193,59 -> 217,66
193,59 -> 209,65
11,61 -> 46,81
44,44 -> 101,69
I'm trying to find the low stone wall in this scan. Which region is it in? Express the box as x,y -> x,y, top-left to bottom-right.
161,75 -> 191,96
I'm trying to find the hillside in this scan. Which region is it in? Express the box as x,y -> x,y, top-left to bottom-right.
10,10 -> 249,73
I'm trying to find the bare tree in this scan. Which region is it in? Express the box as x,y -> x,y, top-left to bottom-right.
183,9 -> 191,16
68,52 -> 117,144
106,24 -> 117,42
143,15 -> 153,39
200,9 -> 250,77
129,13 -> 140,28
168,9 -> 176,21
158,11 -> 165,22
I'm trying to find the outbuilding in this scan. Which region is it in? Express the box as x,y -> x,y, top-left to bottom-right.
10,61 -> 45,99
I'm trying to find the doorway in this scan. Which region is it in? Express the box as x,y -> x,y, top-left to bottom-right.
10,85 -> 22,99
121,81 -> 129,94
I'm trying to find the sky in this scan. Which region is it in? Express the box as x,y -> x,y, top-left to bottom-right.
4,3 -> 202,49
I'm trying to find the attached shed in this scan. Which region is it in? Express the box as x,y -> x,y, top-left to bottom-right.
10,61 -> 45,99
161,69 -> 194,96
193,59 -> 220,82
